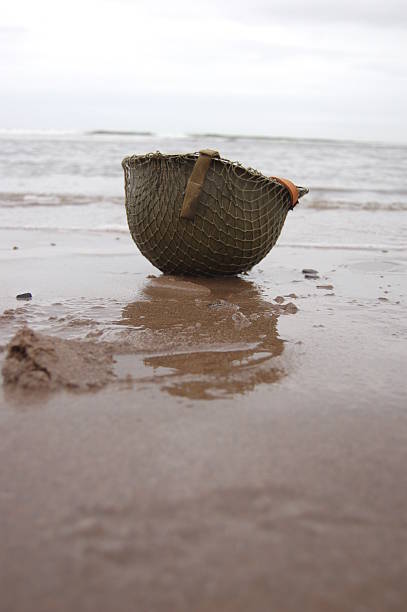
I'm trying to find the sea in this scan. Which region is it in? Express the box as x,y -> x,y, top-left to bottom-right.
1,129 -> 407,253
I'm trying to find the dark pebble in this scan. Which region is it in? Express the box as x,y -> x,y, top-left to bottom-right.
302,268 -> 318,274
50,242 -> 56,246
16,293 -> 32,300
304,274 -> 320,280
12,246 -> 19,250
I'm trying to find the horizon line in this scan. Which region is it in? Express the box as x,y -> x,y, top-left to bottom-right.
0,127 -> 406,148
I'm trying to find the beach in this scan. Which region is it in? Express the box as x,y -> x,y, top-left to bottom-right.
1,132 -> 407,611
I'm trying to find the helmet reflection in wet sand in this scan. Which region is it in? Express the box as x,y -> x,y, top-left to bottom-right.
120,276 -> 298,399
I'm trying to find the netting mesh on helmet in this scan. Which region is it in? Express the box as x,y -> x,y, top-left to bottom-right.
122,152 -> 302,276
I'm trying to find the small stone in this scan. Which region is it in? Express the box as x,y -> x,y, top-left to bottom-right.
281,302 -> 298,314
302,268 -> 318,274
50,242 -> 56,246
317,284 -> 334,290
16,293 -> 32,301
274,296 -> 285,304
12,246 -> 19,250
304,274 -> 320,280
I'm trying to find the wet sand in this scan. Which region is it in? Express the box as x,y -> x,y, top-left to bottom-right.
1,227 -> 407,612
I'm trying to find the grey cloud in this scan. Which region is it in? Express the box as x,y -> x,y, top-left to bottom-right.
0,27 -> 28,64
114,0 -> 407,28
216,0 -> 407,28
0,26 -> 28,37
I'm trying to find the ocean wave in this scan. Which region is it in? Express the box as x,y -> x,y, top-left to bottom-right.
278,242 -> 406,251
305,200 -> 407,211
87,130 -> 154,137
0,224 -> 129,233
0,192 -> 123,208
309,186 -> 407,196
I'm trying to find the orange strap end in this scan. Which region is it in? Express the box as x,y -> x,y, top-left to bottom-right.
270,176 -> 299,209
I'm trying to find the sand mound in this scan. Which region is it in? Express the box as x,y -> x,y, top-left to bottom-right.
2,327 -> 114,391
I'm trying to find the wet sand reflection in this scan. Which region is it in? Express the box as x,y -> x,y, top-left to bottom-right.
120,276 -> 297,399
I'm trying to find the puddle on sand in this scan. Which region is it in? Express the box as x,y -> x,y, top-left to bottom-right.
115,276 -> 297,400
0,276 -> 299,401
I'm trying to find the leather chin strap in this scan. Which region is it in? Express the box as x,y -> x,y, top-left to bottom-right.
270,176 -> 299,209
180,149 -> 220,219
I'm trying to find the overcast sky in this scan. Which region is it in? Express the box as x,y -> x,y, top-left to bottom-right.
1,0 -> 406,141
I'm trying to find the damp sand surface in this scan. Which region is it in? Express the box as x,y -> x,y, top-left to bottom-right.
1,227 -> 407,612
